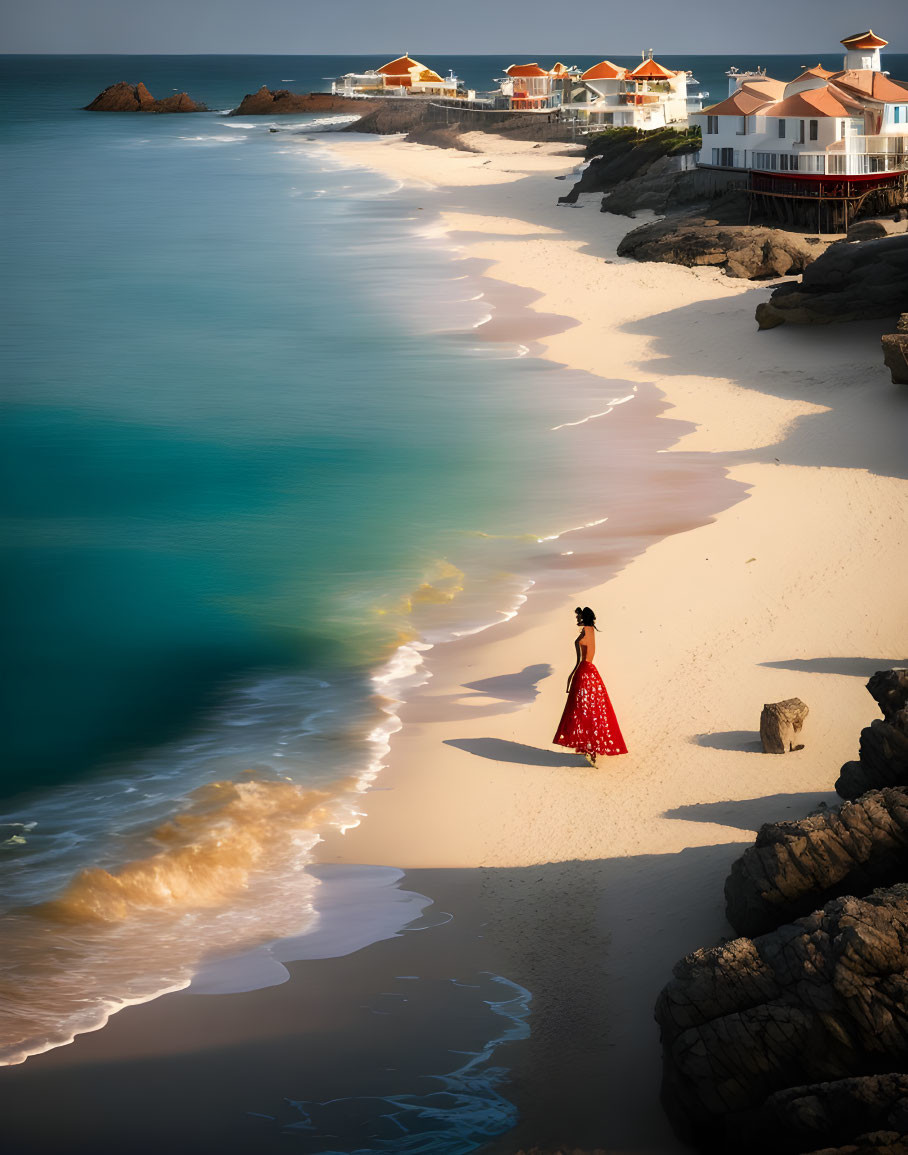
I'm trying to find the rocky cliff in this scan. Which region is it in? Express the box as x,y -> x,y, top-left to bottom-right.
656,885 -> 908,1151
84,82 -> 205,113
657,669 -> 908,1153
755,234 -> 908,328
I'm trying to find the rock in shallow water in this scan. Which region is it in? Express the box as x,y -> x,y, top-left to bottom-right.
84,81 -> 205,112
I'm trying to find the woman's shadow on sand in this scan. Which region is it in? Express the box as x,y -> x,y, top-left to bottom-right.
444,737 -> 587,767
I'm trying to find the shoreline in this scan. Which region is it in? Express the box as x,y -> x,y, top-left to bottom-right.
313,128 -> 908,1148
2,124 -> 906,1154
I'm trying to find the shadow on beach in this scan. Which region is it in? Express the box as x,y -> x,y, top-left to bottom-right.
0,846 -> 749,1155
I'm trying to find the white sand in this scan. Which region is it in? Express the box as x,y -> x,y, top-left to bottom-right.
316,131 -> 908,1151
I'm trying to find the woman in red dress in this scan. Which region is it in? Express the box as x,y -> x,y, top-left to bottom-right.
553,606 -> 627,765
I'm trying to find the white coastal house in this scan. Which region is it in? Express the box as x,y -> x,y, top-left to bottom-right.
694,30 -> 908,177
565,55 -> 693,128
332,55 -> 464,99
495,63 -> 578,111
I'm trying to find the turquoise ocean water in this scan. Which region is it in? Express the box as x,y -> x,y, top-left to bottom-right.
2,50 -> 905,1149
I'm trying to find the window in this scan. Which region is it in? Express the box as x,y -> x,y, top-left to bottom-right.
736,116 -> 746,135
711,147 -> 719,165
777,118 -> 786,138
809,119 -> 818,140
706,115 -> 718,134
719,147 -> 734,166
896,107 -> 902,125
779,154 -> 789,170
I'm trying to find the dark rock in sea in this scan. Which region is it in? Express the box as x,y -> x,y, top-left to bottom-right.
228,87 -> 371,116
882,314 -> 908,384
760,697 -> 809,753
84,82 -> 205,113
755,234 -> 908,328
616,219 -> 817,279
837,671 -> 908,800
655,885 -> 908,1151
724,786 -> 908,937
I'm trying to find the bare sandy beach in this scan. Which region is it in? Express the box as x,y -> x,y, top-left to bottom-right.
2,128 -> 905,1155
311,130 -> 908,1149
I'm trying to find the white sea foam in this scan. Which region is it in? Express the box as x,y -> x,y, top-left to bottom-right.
537,516 -> 609,543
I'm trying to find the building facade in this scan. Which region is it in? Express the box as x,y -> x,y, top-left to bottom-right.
694,31 -> 908,177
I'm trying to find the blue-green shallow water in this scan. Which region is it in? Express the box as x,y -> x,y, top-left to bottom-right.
0,53 -> 635,1085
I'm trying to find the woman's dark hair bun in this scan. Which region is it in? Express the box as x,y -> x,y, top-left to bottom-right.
575,606 -> 597,626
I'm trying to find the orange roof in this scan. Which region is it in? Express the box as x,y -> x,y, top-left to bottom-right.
763,86 -> 863,118
506,63 -> 551,78
701,89 -> 774,116
550,62 -> 570,75
791,65 -> 834,82
418,68 -> 444,83
581,60 -> 626,81
739,77 -> 786,100
628,57 -> 676,80
840,30 -> 888,49
830,69 -> 908,102
378,55 -> 422,75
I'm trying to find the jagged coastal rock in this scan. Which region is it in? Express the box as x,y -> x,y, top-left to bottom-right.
84,82 -> 205,113
882,313 -> 908,384
760,697 -> 809,753
617,220 -> 818,279
755,234 -> 908,328
738,1073 -> 908,1154
655,885 -> 908,1150
724,786 -> 908,937
837,670 -> 908,799
228,87 -> 370,116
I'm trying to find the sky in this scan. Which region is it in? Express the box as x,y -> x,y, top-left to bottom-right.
2,0 -> 905,55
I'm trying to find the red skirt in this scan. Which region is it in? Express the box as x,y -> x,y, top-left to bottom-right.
553,660 -> 627,756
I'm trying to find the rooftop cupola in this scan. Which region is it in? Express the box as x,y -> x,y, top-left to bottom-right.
840,30 -> 887,72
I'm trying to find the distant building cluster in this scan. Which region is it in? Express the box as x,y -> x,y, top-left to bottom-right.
331,32 -> 907,185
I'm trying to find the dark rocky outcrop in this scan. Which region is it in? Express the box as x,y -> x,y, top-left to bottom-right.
559,126 -> 701,205
724,787 -> 908,937
736,1074 -> 908,1154
761,697 -> 809,753
655,885 -> 908,1151
84,82 -> 205,113
882,314 -> 908,385
229,87 -> 373,116
617,218 -> 819,279
838,671 -> 908,800
755,235 -> 908,328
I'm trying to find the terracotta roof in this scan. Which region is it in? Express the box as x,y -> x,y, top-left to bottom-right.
830,69 -> 908,103
841,30 -> 888,49
627,57 -> 676,80
581,60 -> 626,81
791,65 -> 835,82
700,89 -> 774,117
550,62 -> 570,74
418,68 -> 444,83
506,63 -> 551,78
378,55 -> 423,75
739,77 -> 787,100
763,86 -> 864,119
